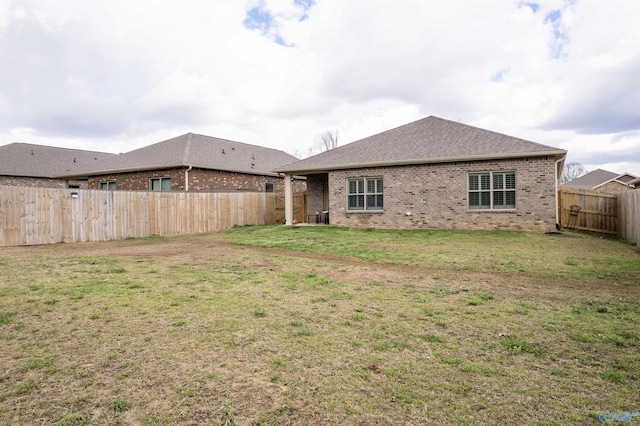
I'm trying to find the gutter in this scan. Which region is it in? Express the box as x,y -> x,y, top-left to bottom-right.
57,163 -> 284,179
274,150 -> 568,174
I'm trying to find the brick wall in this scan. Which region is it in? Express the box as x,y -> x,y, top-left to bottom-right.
306,174 -> 328,215
0,176 -> 85,188
189,168 -> 305,192
327,157 -> 559,232
88,167 -> 306,192
596,181 -> 632,194
88,169 -> 186,191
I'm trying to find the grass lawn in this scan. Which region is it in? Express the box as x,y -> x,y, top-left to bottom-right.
0,226 -> 639,425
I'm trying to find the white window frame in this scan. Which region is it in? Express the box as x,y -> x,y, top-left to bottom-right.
347,177 -> 383,211
150,177 -> 171,191
468,171 -> 516,210
99,181 -> 116,190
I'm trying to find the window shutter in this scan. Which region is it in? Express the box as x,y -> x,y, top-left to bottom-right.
493,173 -> 504,189
480,174 -> 490,190
469,175 -> 478,191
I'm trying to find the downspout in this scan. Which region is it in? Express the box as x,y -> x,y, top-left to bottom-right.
554,157 -> 565,228
185,166 -> 192,191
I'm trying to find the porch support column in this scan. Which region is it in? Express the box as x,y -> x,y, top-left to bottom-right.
284,173 -> 293,225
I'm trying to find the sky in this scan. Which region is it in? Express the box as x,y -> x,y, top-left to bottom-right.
0,0 -> 639,175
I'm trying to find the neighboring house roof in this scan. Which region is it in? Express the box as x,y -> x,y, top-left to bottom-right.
628,177 -> 640,188
62,133 -> 298,178
615,174 -> 637,184
562,169 -> 637,190
0,143 -> 116,178
274,116 -> 566,174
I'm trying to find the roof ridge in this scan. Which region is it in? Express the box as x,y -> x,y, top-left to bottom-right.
432,116 -> 562,150
616,172 -> 638,178
55,132 -> 298,178
274,115 -> 566,174
0,142 -> 114,155
183,133 -> 193,163
193,133 -> 292,155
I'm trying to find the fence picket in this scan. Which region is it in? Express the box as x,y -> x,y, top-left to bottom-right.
618,189 -> 640,246
0,186 -> 307,246
558,188 -> 618,234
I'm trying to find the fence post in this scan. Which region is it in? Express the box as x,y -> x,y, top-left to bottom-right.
0,186 -> 307,246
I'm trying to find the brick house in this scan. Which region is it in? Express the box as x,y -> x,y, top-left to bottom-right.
61,133 -> 305,193
0,143 -> 116,188
275,116 -> 567,232
561,169 -> 637,194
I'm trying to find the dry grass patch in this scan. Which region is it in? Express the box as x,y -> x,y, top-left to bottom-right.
0,228 -> 638,424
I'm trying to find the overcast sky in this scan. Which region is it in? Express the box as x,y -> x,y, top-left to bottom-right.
1,0 -> 639,175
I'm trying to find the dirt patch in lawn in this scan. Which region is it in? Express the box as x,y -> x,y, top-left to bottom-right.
0,232 -> 638,425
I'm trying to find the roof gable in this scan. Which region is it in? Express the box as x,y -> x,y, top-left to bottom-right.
563,169 -> 637,190
0,143 -> 116,178
615,173 -> 637,184
63,133 -> 298,177
275,116 -> 566,173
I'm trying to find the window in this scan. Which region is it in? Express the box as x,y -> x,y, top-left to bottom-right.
265,182 -> 274,193
150,177 -> 171,191
99,181 -> 116,190
469,171 -> 515,209
347,177 -> 383,211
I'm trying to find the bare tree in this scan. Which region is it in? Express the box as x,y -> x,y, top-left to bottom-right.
321,130 -> 339,152
305,130 -> 340,157
560,161 -> 587,184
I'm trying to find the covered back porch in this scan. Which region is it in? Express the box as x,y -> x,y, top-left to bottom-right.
284,173 -> 329,225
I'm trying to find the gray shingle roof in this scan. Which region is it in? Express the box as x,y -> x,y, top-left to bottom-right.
63,133 -> 298,177
616,174 -> 637,184
562,168 -> 637,190
0,143 -> 116,178
274,116 -> 566,174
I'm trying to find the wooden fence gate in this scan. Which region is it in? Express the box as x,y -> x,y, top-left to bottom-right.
557,188 -> 617,234
275,192 -> 307,224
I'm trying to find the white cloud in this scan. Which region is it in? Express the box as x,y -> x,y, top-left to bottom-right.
0,0 -> 638,176
537,0 -> 640,134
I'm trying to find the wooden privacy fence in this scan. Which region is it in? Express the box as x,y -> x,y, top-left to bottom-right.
618,189 -> 640,246
0,186 -> 307,246
275,193 -> 307,224
558,188 -> 618,234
